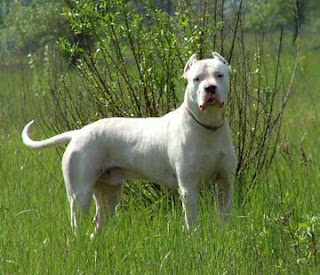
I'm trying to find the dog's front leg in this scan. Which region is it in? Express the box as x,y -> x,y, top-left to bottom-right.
178,178 -> 200,230
215,177 -> 232,218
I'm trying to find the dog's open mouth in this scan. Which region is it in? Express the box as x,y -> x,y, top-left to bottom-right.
207,98 -> 216,104
199,93 -> 224,111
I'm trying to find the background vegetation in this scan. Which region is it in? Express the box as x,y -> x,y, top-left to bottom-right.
1,0 -> 320,273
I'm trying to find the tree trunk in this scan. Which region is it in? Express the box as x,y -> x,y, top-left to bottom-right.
292,0 -> 305,44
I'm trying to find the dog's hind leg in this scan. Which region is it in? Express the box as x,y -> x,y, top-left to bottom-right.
62,149 -> 97,232
93,175 -> 123,234
68,185 -> 93,231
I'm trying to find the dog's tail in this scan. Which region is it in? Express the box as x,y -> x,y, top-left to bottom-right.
22,120 -> 76,149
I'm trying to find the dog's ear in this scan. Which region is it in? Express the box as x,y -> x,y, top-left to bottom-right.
212,52 -> 231,72
212,52 -> 229,64
183,54 -> 198,79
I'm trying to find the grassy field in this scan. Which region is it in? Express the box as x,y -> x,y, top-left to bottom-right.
1,49 -> 320,274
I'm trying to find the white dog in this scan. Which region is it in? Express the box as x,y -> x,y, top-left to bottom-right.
22,52 -> 237,233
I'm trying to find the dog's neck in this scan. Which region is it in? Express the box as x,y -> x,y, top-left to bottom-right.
185,107 -> 225,131
184,92 -> 226,131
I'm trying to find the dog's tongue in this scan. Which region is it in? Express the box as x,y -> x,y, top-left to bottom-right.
199,93 -> 224,111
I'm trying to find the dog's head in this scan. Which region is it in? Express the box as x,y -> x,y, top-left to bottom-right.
183,52 -> 231,112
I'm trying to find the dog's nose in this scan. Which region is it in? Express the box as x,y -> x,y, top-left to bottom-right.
205,85 -> 217,94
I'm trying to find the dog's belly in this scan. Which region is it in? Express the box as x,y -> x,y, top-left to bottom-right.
99,166 -> 178,187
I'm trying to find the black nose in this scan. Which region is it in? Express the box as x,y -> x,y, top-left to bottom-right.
205,85 -> 217,94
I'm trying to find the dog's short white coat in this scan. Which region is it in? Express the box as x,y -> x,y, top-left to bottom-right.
22,52 -> 237,233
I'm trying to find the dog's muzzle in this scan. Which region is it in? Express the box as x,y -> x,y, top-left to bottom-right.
199,88 -> 224,111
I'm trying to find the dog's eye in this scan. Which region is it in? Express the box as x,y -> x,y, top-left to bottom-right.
217,74 -> 224,78
194,77 -> 200,82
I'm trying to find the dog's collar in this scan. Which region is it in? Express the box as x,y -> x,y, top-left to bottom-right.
185,107 -> 225,131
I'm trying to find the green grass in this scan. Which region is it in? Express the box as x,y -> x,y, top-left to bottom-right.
1,49 -> 320,274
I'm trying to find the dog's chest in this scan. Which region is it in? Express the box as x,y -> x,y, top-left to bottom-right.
196,143 -> 226,175
175,130 -> 229,175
